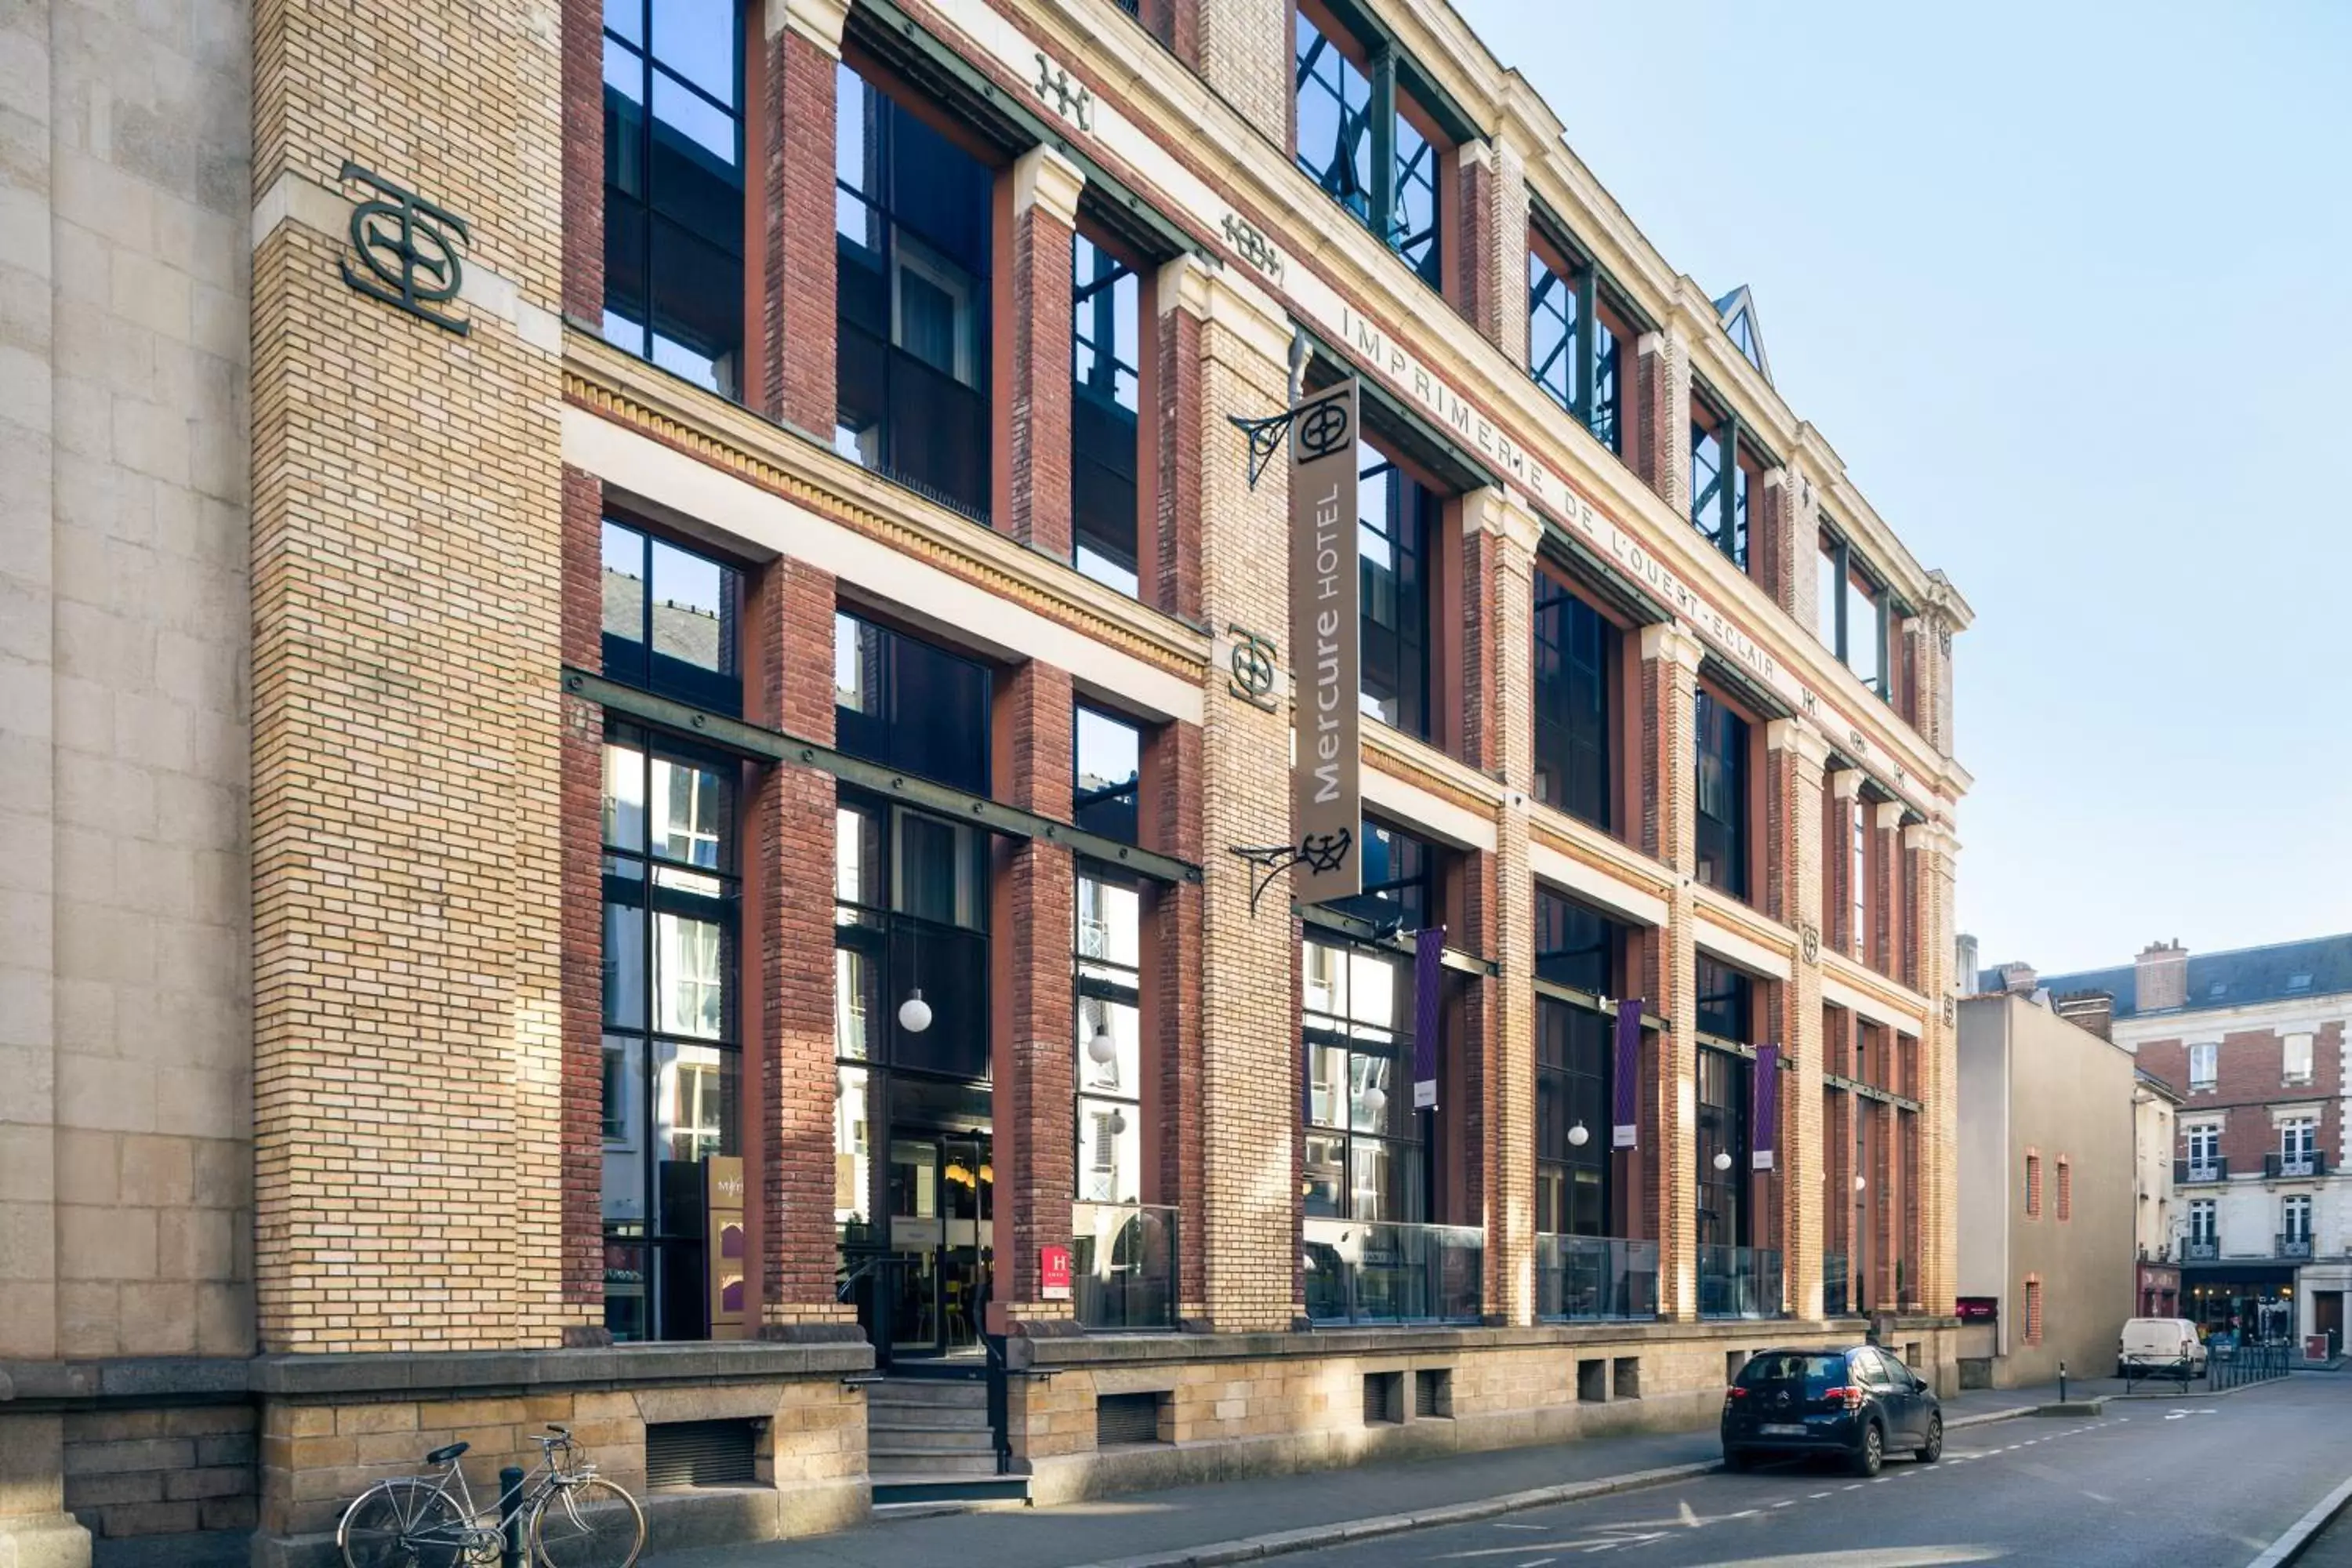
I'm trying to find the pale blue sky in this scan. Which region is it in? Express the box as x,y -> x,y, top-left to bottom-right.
1454,0 -> 2352,974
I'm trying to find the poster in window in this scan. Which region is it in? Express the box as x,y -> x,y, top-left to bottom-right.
1289,379 -> 1361,905
705,1156 -> 748,1340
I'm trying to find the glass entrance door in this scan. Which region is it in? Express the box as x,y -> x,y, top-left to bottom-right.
878,1132 -> 992,1359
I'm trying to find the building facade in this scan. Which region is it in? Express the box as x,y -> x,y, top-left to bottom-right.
2013,938 -> 2352,1355
2133,1068 -> 2183,1316
0,0 -> 1971,1562
1954,993 -> 2136,1388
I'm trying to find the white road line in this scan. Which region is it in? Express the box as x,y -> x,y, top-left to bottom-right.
1845,1483 -> 1864,1490
1773,1500 -> 1795,1508
1808,1491 -> 1832,1499
1512,1559 -> 1555,1567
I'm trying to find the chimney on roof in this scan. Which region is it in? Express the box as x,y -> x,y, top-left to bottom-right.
2055,989 -> 2115,1041
1997,962 -> 2038,996
1955,934 -> 1981,992
2137,939 -> 2189,1011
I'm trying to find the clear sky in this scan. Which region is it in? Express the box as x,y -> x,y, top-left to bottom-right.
1452,0 -> 2352,975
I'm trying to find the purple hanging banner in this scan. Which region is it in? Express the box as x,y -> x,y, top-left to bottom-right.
1751,1043 -> 1779,1171
1413,925 -> 1445,1111
1610,998 -> 1642,1149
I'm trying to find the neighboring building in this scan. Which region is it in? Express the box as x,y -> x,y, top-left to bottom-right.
2133,1068 -> 2183,1317
0,0 -> 1973,1562
1955,993 -> 2136,1388
1994,937 -> 2352,1355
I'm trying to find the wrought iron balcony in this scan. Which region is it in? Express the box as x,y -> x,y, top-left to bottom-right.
2265,1152 -> 2328,1179
2181,1237 -> 2219,1261
2176,1158 -> 2228,1185
1535,1235 -> 1659,1321
2278,1234 -> 2315,1261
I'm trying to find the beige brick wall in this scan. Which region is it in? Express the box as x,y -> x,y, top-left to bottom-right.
0,0 -> 255,1369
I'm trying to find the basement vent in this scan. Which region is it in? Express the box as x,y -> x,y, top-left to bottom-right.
1096,1391 -> 1163,1446
1414,1369 -> 1450,1418
644,1419 -> 758,1490
1363,1371 -> 1403,1425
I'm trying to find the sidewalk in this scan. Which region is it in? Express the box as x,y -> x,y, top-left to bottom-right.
644,1378 -> 2082,1568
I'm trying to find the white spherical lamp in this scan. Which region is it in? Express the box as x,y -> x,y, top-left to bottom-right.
1359,1082 -> 1387,1119
1087,1020 -> 1117,1065
1853,1174 -> 1867,1193
1713,1149 -> 1733,1172
897,988 -> 932,1034
1567,1122 -> 1591,1148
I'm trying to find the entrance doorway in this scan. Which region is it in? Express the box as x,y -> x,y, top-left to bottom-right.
2316,1290 -> 2343,1356
881,1132 -> 993,1359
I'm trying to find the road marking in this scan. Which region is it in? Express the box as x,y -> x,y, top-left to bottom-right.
1808,1491 -> 1832,1499
1772,1500 -> 1795,1508
1493,1524 -> 1544,1530
1512,1559 -> 1555,1567
1844,1483 -> 1864,1490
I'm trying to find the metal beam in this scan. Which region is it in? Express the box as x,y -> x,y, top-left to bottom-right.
1298,902 -> 1497,977
1531,975 -> 1670,1033
1824,1070 -> 1921,1113
564,669 -> 1202,887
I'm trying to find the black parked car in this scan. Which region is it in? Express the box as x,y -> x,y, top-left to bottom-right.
1722,1345 -> 1943,1476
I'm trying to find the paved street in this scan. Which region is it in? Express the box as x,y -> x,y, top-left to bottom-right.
1267,1377 -> 2350,1568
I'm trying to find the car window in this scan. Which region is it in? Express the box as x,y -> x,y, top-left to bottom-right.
1852,1349 -> 1894,1389
1878,1351 -> 1915,1385
1737,1352 -> 1846,1395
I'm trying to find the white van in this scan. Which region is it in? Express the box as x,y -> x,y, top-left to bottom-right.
2118,1317 -> 2207,1378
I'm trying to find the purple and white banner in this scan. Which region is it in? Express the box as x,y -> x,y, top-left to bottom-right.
1752,1042 -> 1779,1171
1413,926 -> 1445,1111
1611,998 -> 1642,1150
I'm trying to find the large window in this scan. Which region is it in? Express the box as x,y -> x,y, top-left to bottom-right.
1075,872 -> 1143,1205
1693,688 -> 1750,900
2186,1121 -> 2219,1174
1850,797 -> 1871,963
2189,1042 -> 2218,1091
1292,5 -> 1442,289
1689,401 -> 1755,571
1818,529 -> 1890,700
2285,1193 -> 2314,1243
1302,936 -> 1421,1222
601,729 -> 740,1342
1072,234 -> 1142,595
1358,440 -> 1435,739
602,0 -> 744,395
833,612 -> 992,795
2188,1197 -> 2216,1243
1332,818 -> 1432,932
601,519 -> 741,713
1535,886 -> 1618,994
835,63 -> 994,520
1533,571 -> 1611,829
1526,239 -> 1627,459
1073,706 -> 1142,845
1696,1049 -> 1750,1249
1534,889 -> 1624,1239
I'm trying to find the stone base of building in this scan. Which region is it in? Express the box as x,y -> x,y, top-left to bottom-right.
1005,1317 -> 1958,1508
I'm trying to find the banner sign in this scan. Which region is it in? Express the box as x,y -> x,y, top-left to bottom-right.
1752,1043 -> 1779,1171
1289,379 -> 1361,905
1611,998 -> 1642,1150
705,1156 -> 748,1339
1413,925 -> 1445,1111
1040,1244 -> 1073,1301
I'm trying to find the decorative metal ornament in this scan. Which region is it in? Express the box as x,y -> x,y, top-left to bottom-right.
1800,924 -> 1821,967
1942,995 -> 1957,1025
1229,829 -> 1354,916
337,162 -> 471,336
1226,624 -> 1278,712
1030,52 -> 1094,131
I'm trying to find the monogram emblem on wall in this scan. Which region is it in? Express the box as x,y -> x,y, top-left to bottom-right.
1801,924 -> 1820,967
1227,625 -> 1278,712
1942,995 -> 1957,1025
338,162 -> 470,336
1221,213 -> 1283,281
1032,53 -> 1094,132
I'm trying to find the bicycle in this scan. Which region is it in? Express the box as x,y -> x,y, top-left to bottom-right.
336,1423 -> 646,1568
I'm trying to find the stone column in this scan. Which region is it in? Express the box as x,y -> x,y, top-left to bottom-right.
1456,138 -> 1523,351
1192,0 -> 1287,144
1005,147 -> 1084,556
1759,466 -> 1799,622
1463,487 -> 1541,1324
752,559 -> 855,1330
1911,823 -> 1960,1314
1766,720 -> 1830,1318
1192,265 -> 1298,1333
992,662 -> 1076,1325
1634,327 -> 1691,517
761,0 -> 848,432
1873,801 -> 1904,978
1784,460 -> 1821,643
252,0 -> 568,1352
1828,768 -> 1860,958
1152,257 -> 1204,622
1637,623 -> 1701,1318
1490,136 -> 1530,370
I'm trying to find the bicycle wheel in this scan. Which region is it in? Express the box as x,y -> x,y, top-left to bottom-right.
338,1479 -> 466,1568
528,1475 -> 646,1568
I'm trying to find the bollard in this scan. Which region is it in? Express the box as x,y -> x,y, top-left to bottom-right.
2058,1360 -> 2067,1404
499,1465 -> 526,1568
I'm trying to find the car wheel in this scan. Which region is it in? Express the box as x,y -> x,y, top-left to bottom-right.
1723,1447 -> 1751,1472
1915,1414 -> 1943,1463
1850,1421 -> 1883,1477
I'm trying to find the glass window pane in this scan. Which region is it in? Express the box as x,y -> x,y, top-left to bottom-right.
602,742 -> 646,851
1303,1131 -> 1345,1217
650,540 -> 728,673
650,757 -> 729,869
602,523 -> 646,647
1078,1094 -> 1142,1203
1348,950 -> 1399,1033
1307,1043 -> 1348,1128
1076,876 -> 1142,972
1303,939 -> 1346,1022
654,910 -> 727,1038
650,0 -> 735,107
895,811 -> 986,931
835,1065 -> 871,1231
1076,996 -> 1141,1098
1348,1051 -> 1394,1133
603,890 -> 646,1029
651,65 -> 738,166
1818,541 -> 1841,651
835,946 -> 876,1061
1846,572 -> 1881,688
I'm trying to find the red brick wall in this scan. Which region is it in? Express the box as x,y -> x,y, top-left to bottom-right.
1456,154 -> 1496,346
559,467 -> 604,1319
1009,202 -> 1075,556
2144,1022 -> 2346,1171
1144,719 -> 1205,1312
560,0 -> 602,321
1460,528 -> 1502,776
1153,293 -> 1202,621
764,29 -> 838,432
750,558 -> 841,1316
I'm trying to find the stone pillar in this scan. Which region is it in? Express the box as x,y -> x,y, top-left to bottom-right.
1467,488 -> 1541,1324
1910,823 -> 1960,1315
1192,0 -> 1287,144
560,468 -> 608,1324
1192,265 -> 1298,1333
0,1414 -> 88,1568
1634,327 -> 1691,516
761,0 -> 848,431
1759,466 -> 1798,622
252,0 -> 568,1352
1455,139 -> 1521,349
1490,136 -> 1530,370
753,558 -> 854,1328
993,662 -> 1077,1323
1785,460 -> 1821,643
1873,801 -> 1904,979
1637,623 -> 1701,1318
1152,257 -> 1204,622
1766,720 -> 1830,1319
1828,768 -> 1860,958
1926,610 -> 1958,760
1004,147 -> 1083,556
